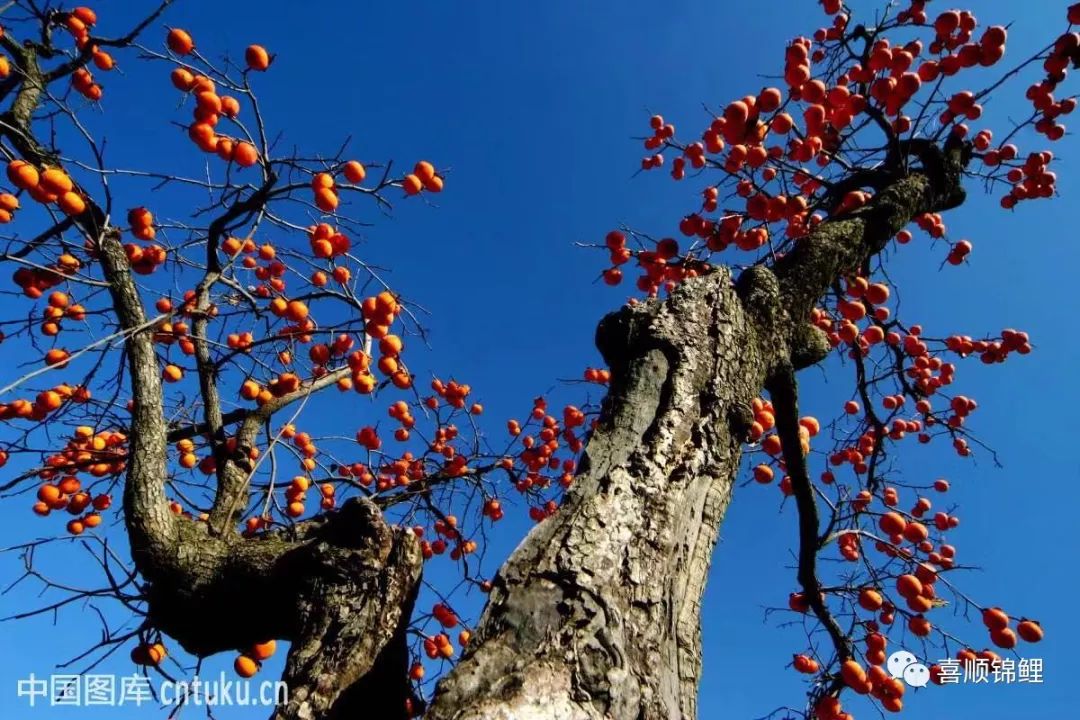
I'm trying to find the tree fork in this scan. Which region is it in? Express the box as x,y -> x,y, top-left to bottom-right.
139,499 -> 423,720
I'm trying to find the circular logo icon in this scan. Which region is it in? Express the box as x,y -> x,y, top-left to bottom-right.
903,662 -> 931,688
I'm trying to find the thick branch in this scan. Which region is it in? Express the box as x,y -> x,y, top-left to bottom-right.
773,141 -> 969,325
96,229 -> 177,572
766,362 -> 851,663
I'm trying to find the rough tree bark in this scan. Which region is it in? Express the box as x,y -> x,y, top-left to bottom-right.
429,268 -> 771,720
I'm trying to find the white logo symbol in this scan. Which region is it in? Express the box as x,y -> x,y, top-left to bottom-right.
888,650 -> 930,687
903,662 -> 931,687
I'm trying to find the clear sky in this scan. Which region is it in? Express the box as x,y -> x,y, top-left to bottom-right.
1,1 -> 1078,718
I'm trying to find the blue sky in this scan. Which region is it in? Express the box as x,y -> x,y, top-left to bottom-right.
1,1 -> 1078,718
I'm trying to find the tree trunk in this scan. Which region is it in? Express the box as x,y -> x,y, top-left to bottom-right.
427,144 -> 970,720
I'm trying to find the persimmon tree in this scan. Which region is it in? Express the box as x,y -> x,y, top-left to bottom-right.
0,1 -> 1072,719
